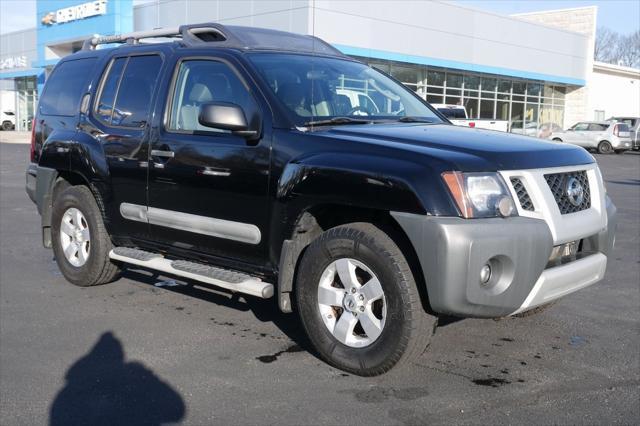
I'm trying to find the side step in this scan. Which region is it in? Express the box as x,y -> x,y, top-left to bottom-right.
109,247 -> 273,299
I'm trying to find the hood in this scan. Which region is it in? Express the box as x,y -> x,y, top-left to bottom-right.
318,123 -> 594,171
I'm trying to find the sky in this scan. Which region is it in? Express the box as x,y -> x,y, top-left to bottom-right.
1,0 -> 639,35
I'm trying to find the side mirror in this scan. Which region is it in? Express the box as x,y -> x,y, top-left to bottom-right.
198,102 -> 259,139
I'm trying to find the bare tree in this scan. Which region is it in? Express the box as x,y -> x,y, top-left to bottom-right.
618,31 -> 640,68
594,26 -> 620,63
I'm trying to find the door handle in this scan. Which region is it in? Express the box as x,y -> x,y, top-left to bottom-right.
150,150 -> 174,158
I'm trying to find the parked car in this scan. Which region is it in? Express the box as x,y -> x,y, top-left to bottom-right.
510,121 -> 563,139
608,116 -> 640,150
431,104 -> 509,132
25,23 -> 617,376
1,110 -> 16,130
549,121 -> 632,154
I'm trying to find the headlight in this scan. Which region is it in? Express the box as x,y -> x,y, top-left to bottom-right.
442,171 -> 517,218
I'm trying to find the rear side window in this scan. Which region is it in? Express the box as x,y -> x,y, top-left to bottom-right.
95,55 -> 163,128
39,58 -> 97,116
588,123 -> 609,131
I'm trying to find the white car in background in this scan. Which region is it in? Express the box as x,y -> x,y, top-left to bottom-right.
549,121 -> 632,154
1,110 -> 16,131
431,104 -> 509,132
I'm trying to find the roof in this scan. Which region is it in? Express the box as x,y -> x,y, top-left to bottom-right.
82,23 -> 346,57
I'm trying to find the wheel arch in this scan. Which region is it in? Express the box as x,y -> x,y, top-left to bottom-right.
277,203 -> 433,315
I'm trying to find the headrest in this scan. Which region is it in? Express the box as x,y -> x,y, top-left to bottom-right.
188,83 -> 213,103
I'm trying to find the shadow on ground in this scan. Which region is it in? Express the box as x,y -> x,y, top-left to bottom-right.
49,332 -> 185,426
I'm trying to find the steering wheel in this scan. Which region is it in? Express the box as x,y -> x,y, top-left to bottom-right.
347,106 -> 370,116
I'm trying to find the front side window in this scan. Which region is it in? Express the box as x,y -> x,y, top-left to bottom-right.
248,53 -> 442,127
95,55 -> 162,127
167,60 -> 253,133
572,123 -> 589,131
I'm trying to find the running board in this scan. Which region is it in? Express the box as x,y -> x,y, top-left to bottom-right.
109,247 -> 273,299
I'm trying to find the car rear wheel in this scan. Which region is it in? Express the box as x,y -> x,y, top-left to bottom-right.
598,140 -> 613,154
552,138 -> 562,142
1,121 -> 12,131
51,185 -> 121,286
296,222 -> 437,376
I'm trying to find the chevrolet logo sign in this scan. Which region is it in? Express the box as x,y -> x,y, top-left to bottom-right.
41,1 -> 107,26
41,12 -> 56,26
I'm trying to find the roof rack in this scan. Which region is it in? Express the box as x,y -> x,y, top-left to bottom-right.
82,23 -> 240,50
82,22 -> 345,57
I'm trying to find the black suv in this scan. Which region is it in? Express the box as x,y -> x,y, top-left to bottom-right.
26,24 -> 617,376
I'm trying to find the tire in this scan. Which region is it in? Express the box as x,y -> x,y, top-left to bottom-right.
597,140 -> 613,154
614,150 -> 625,155
295,222 -> 437,376
512,301 -> 556,318
51,185 -> 120,286
1,121 -> 12,131
552,138 -> 562,142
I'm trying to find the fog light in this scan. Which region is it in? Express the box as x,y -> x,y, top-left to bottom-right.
497,196 -> 515,217
480,264 -> 492,285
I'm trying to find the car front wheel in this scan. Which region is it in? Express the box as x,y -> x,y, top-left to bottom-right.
296,222 -> 437,376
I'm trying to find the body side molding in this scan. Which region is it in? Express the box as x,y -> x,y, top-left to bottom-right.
120,202 -> 261,244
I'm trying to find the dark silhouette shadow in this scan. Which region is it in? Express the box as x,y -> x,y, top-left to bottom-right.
50,332 -> 185,426
122,268 -> 313,352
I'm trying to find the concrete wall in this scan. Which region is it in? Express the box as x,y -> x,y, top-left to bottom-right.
513,6 -> 597,128
589,62 -> 640,119
134,0 -> 310,35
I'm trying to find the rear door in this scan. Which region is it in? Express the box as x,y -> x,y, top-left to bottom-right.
146,53 -> 271,267
89,52 -> 165,241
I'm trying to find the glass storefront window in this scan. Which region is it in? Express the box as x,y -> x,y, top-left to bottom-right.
427,86 -> 443,94
498,80 -> 511,93
447,73 -> 463,88
527,83 -> 541,97
427,70 -> 445,86
464,75 -> 479,90
464,97 -> 478,118
512,82 -> 525,95
497,101 -> 510,120
445,96 -> 462,106
427,94 -> 443,104
553,86 -> 566,99
480,99 -> 495,118
392,65 -> 422,86
481,77 -> 497,91
525,103 -> 539,125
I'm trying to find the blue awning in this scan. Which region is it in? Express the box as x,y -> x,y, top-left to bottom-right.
0,68 -> 45,79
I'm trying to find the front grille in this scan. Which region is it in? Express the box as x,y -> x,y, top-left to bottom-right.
510,177 -> 534,211
544,171 -> 591,214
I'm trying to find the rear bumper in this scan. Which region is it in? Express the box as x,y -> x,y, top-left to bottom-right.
391,196 -> 616,318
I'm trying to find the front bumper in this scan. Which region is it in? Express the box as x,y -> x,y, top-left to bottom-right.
391,196 -> 617,318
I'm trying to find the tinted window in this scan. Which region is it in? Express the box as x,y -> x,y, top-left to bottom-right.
167,60 -> 253,132
95,55 -> 162,127
573,123 -> 589,131
39,58 -> 97,116
438,108 -> 466,119
95,57 -> 126,123
588,123 -> 609,131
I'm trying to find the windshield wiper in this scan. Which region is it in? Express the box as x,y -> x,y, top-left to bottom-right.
394,116 -> 437,123
303,117 -> 372,127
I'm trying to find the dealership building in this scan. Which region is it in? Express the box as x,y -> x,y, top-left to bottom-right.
1,0 -> 638,132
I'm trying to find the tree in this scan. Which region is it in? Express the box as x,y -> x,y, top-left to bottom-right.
594,27 -> 640,68
594,26 -> 620,63
618,30 -> 640,68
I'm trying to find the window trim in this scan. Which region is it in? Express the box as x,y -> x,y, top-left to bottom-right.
92,52 -> 164,129
163,55 -> 257,136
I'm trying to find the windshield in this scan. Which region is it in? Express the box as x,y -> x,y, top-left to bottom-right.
248,53 -> 443,127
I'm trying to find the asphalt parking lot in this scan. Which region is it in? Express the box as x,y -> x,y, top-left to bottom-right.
1,138 -> 638,425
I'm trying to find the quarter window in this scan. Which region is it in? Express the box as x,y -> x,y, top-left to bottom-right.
167,60 -> 252,133
39,58 -> 97,116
